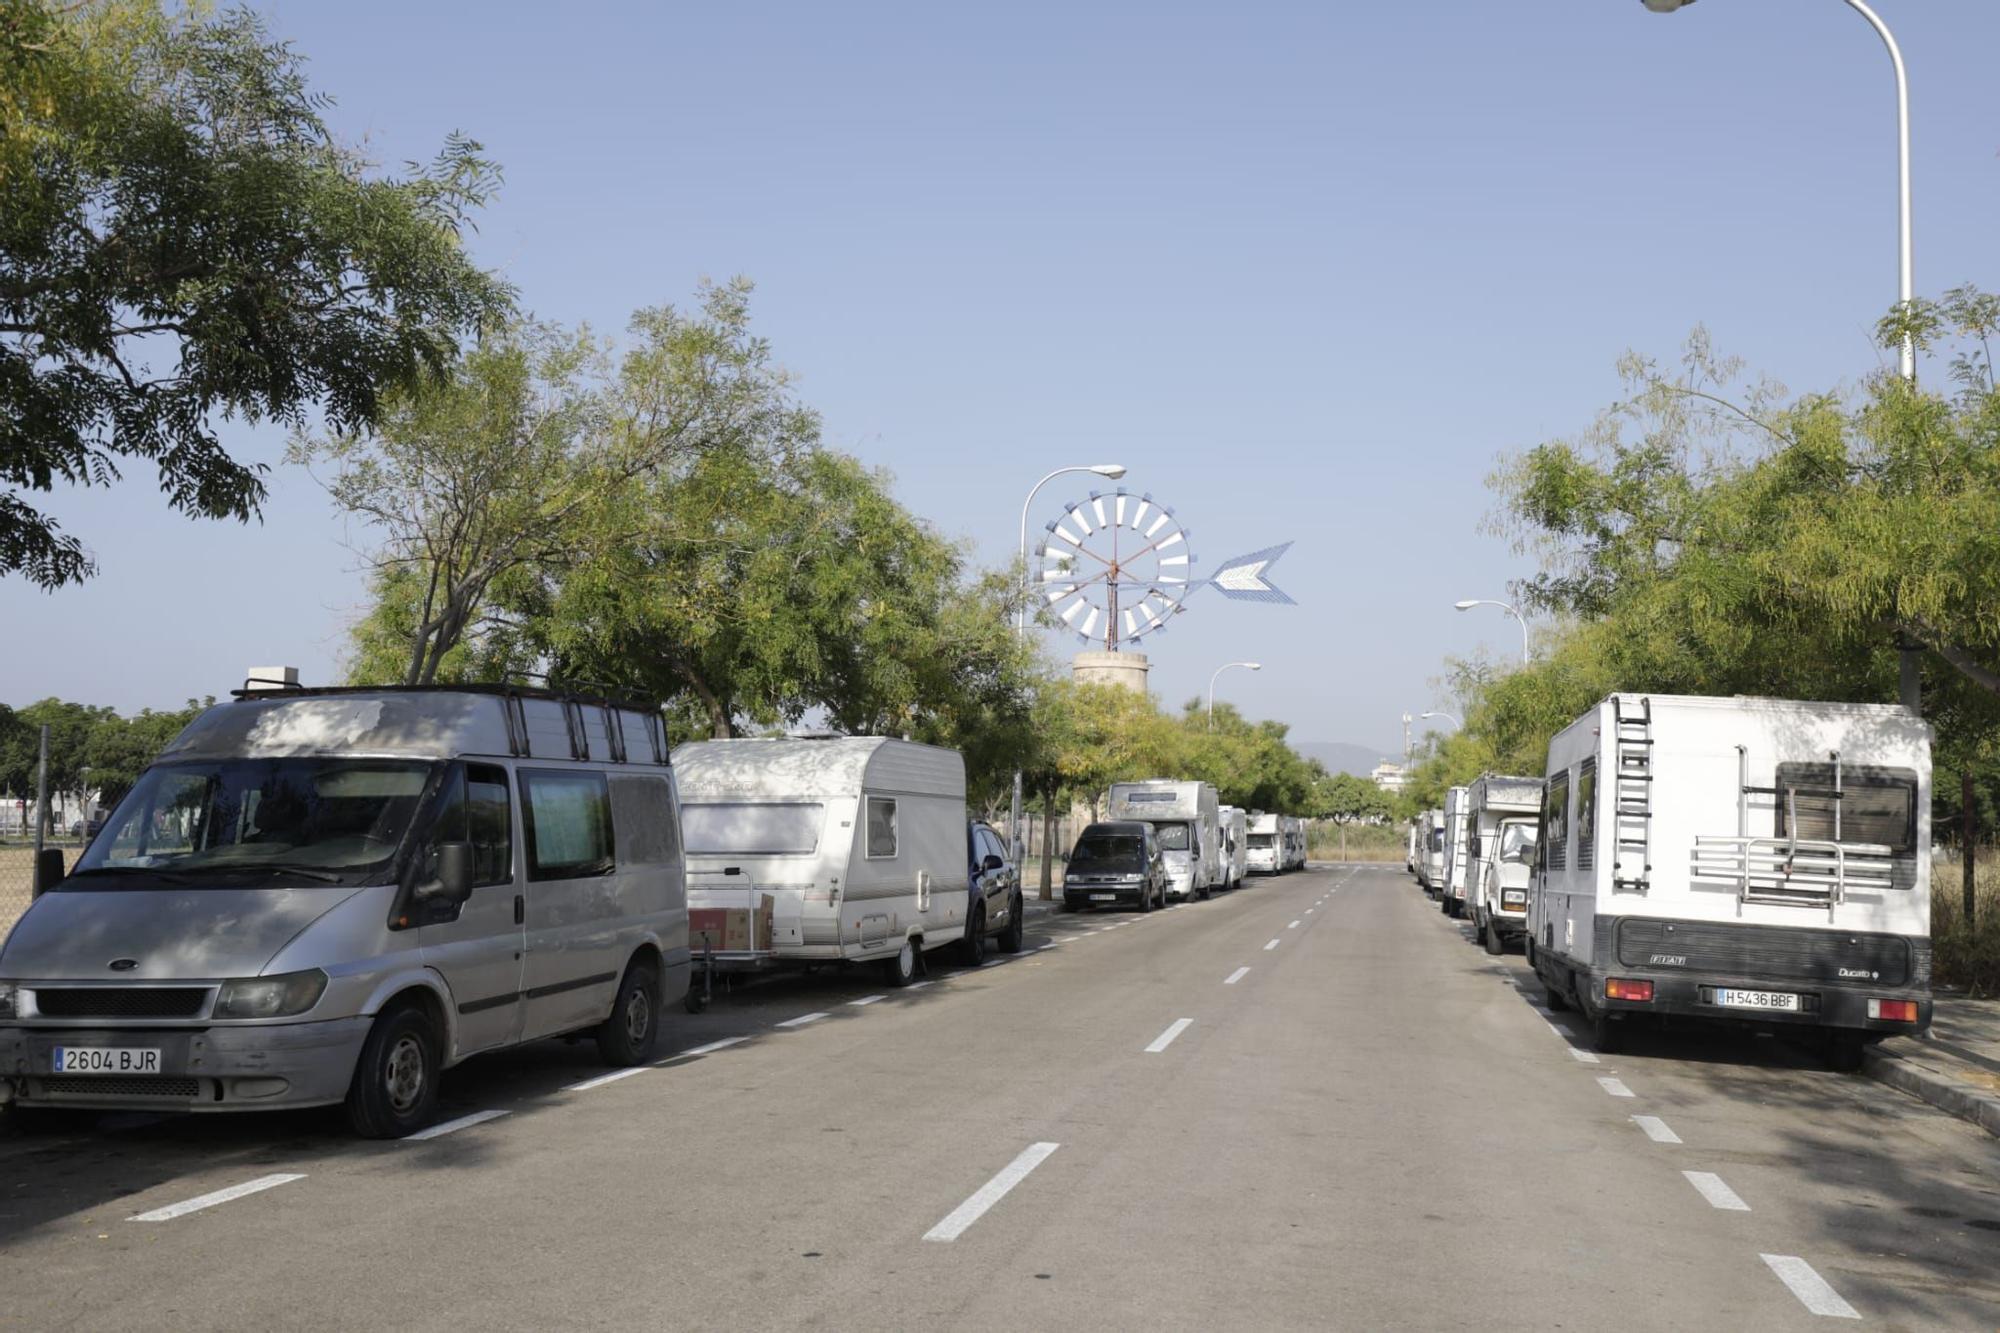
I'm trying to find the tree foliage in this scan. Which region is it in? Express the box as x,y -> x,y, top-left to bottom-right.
1,0 -> 508,587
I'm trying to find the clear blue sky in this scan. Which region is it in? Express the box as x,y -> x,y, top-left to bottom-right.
5,0 -> 1996,755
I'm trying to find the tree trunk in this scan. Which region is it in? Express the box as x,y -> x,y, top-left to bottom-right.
668,657 -> 732,738
1965,767 -> 1977,929
1339,822 -> 1347,863
1040,790 -> 1056,900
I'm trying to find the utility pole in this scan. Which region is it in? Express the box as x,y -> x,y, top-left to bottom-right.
33,724 -> 49,856
1965,769 -> 1977,928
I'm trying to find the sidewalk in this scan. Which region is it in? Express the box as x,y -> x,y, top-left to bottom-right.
1865,995 -> 2000,1139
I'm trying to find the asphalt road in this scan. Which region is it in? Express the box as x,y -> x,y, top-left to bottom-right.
3,864 -> 1998,1330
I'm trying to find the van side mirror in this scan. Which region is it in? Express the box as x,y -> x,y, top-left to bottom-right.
982,854 -> 1004,871
425,842 -> 474,904
32,848 -> 64,898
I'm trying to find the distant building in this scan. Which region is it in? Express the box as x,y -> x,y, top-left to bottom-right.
1369,760 -> 1407,794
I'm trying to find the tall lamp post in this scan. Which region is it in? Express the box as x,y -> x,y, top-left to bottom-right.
1014,463 -> 1127,868
1454,598 -> 1529,663
1401,711 -> 1413,765
1206,661 -> 1262,723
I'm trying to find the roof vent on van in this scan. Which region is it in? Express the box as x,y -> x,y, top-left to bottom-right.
243,666 -> 302,693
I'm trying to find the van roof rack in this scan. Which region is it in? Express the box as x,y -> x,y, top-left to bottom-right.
226,681 -> 664,716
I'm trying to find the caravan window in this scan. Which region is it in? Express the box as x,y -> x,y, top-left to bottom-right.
865,796 -> 898,858
522,770 -> 614,881
682,802 -> 822,856
1575,760 -> 1597,871
1544,773 -> 1570,871
1774,763 -> 1918,854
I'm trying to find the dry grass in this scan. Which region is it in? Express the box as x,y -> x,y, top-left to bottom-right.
1309,823 -> 1406,863
1932,851 -> 2000,996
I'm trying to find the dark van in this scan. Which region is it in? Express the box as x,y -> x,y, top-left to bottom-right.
1062,821 -> 1167,913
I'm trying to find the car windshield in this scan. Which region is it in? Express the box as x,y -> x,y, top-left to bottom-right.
1153,822 -> 1191,851
68,758 -> 435,888
1498,821 -> 1540,860
1071,834 -> 1143,866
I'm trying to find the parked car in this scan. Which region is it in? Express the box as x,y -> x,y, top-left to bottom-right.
961,819 -> 1025,963
1062,821 -> 1167,912
66,814 -> 106,840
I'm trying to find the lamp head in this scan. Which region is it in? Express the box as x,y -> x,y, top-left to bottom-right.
1641,0 -> 1694,11
1245,662 -> 1262,671
1453,599 -> 1479,611
1091,464 -> 1128,479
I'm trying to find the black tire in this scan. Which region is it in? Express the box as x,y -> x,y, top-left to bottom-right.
1137,882 -> 1153,913
998,893 -> 1025,953
1061,898 -> 1080,913
1483,916 -> 1504,956
1826,1030 -> 1867,1073
1589,999 -> 1622,1054
883,937 -> 920,987
1441,895 -> 1453,916
961,903 -> 988,965
596,956 -> 662,1066
1544,979 -> 1570,1012
345,1003 -> 443,1139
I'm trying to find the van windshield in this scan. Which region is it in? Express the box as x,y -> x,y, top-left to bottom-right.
68,759 -> 435,888
681,802 -> 824,855
1154,822 -> 1192,851
1071,834 -> 1143,866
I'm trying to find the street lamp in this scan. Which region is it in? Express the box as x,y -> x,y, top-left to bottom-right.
1206,661 -> 1262,723
1641,0 -> 1913,380
1401,711 -> 1413,765
1421,710 -> 1461,729
1454,598 -> 1529,663
1013,463 -> 1127,869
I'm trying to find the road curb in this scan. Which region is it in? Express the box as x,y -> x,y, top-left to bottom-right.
1863,1046 -> 2000,1139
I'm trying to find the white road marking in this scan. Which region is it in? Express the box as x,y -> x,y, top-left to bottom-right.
1633,1115 -> 1682,1144
1037,943 -> 1059,952
1567,1045 -> 1602,1065
1596,1076 -> 1635,1098
1684,1171 -> 1750,1211
564,1066 -> 649,1092
1760,1255 -> 1861,1319
129,1173 -> 307,1222
850,994 -> 888,1006
907,981 -> 934,991
1145,1018 -> 1194,1053
923,1142 -> 1061,1242
405,1109 -> 511,1141
1288,920 -> 1301,929
1224,966 -> 1251,985
777,1011 -> 829,1028
1263,939 -> 1281,951
979,958 -> 1007,968
1305,908 -> 1315,914
665,1036 -> 747,1061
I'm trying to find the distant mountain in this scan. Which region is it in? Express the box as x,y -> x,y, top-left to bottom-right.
1294,741 -> 1397,777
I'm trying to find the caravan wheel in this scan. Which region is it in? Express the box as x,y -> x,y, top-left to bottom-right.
883,938 -> 919,987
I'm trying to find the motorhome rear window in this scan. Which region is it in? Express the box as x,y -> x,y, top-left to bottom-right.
681,802 -> 822,856
1125,791 -> 1177,802
1248,833 -> 1276,849
1773,763 -> 1918,853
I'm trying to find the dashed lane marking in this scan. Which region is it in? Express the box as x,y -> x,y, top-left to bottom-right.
1263,939 -> 1281,951
664,1036 -> 747,1062
923,1142 -> 1061,1243
129,1173 -> 307,1222
1145,1018 -> 1194,1053
1567,1045 -> 1602,1065
1760,1255 -> 1860,1319
405,1110 -> 511,1141
850,994 -> 888,1007
1596,1076 -> 1635,1098
1684,1171 -> 1750,1211
1224,966 -> 1251,985
1288,920 -> 1302,929
564,1066 -> 649,1092
1633,1115 -> 1682,1144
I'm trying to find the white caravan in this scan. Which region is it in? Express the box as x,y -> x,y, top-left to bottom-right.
1246,812 -> 1281,876
1107,780 -> 1221,900
1438,786 -> 1472,917
1418,809 -> 1446,893
1529,693 -> 1932,1067
1406,823 -> 1419,874
673,737 -> 968,987
1280,816 -> 1308,871
1217,805 -> 1248,890
1463,774 -> 1541,953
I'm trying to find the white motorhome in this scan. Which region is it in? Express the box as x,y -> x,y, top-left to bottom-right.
1438,786 -> 1472,916
673,737 -> 969,987
1217,805 -> 1248,890
1418,809 -> 1446,893
1529,693 -> 1932,1067
1107,780 -> 1221,900
1246,811 -> 1281,876
1280,816 -> 1308,871
1464,774 -> 1541,953
1406,823 -> 1419,875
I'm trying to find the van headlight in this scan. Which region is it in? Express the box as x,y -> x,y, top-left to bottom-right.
1122,873 -> 1145,883
214,970 -> 327,1020
0,982 -> 16,1020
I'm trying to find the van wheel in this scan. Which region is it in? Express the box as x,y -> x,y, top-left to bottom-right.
345,1003 -> 442,1139
1482,917 -> 1504,956
1826,1031 -> 1867,1073
596,957 -> 661,1066
960,904 -> 988,965
1544,979 -> 1570,1012
883,938 -> 919,987
998,894 -> 1025,953
1137,883 -> 1154,913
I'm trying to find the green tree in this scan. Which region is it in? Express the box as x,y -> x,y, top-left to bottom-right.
2,0 -> 508,587
82,699 -> 207,806
1312,770 -> 1392,861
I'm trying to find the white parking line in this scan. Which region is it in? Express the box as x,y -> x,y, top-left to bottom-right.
777,1011 -> 829,1029
405,1109 -> 511,1141
1224,966 -> 1251,985
907,981 -> 933,991
1633,1115 -> 1682,1144
1288,920 -> 1301,929
129,1173 -> 307,1222
1263,939 -> 1281,951
1683,1171 -> 1750,1211
564,1066 -> 649,1092
1037,943 -> 1059,952
923,1142 -> 1061,1242
1566,1045 -> 1602,1065
1760,1255 -> 1860,1319
1145,1018 -> 1194,1053
665,1036 -> 747,1061
850,994 -> 888,1006
1305,907 -> 1315,914
1596,1076 -> 1635,1098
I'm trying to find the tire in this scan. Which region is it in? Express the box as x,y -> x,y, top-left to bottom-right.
1061,898 -> 1079,913
1441,895 -> 1453,917
344,1003 -> 443,1139
1826,1030 -> 1867,1073
1544,979 -> 1570,1012
596,957 -> 662,1066
1483,916 -> 1504,956
882,937 -> 920,987
960,903 -> 988,965
998,893 -> 1025,953
1137,882 -> 1154,913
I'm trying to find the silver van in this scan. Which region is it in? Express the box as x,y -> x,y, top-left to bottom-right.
0,684 -> 689,1137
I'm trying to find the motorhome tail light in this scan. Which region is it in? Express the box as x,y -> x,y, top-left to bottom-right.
1605,978 -> 1654,1003
1867,998 -> 1919,1023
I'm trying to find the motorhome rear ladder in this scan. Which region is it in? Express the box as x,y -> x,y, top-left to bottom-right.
1610,695 -> 1653,894
1690,748 -> 1894,919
